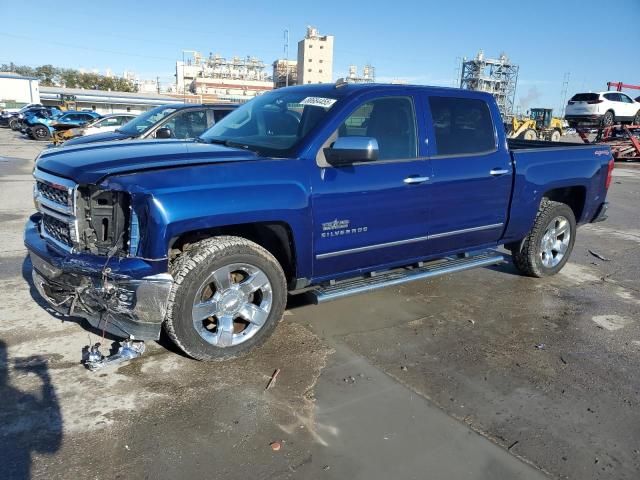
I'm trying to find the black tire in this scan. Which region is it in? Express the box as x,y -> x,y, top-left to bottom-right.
509,200 -> 576,278
601,111 -> 615,127
164,236 -> 287,361
633,111 -> 640,126
9,119 -> 20,131
522,128 -> 537,141
32,125 -> 50,141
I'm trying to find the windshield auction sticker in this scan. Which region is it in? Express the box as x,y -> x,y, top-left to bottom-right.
299,97 -> 337,108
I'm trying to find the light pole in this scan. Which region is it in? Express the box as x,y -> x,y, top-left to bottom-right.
283,29 -> 289,87
181,49 -> 197,102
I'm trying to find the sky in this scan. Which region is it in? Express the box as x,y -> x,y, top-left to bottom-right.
1,0 -> 639,112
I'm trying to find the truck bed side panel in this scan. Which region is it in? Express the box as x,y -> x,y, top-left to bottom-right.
501,145 -> 610,244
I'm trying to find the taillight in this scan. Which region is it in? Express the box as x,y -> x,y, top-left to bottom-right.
587,99 -> 604,104
605,158 -> 614,189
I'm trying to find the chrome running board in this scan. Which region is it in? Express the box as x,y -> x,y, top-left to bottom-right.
310,251 -> 505,304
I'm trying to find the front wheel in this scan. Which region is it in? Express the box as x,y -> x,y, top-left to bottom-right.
633,111 -> 640,126
509,200 -> 576,278
9,119 -> 20,131
32,125 -> 50,141
164,236 -> 287,361
550,130 -> 561,142
523,128 -> 537,141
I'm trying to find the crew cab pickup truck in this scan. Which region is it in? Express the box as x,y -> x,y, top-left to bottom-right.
25,83 -> 613,360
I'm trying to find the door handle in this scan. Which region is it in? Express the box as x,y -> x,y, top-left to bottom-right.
404,176 -> 430,184
489,168 -> 509,176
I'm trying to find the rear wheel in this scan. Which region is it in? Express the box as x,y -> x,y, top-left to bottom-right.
164,236 -> 287,361
509,200 -> 576,278
523,128 -> 537,140
601,111 -> 615,127
550,130 -> 561,142
32,125 -> 50,141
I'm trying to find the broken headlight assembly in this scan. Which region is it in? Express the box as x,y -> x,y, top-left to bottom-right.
76,186 -> 131,256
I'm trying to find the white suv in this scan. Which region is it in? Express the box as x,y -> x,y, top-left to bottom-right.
565,91 -> 640,127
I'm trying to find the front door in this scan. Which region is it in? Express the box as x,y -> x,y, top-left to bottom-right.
423,94 -> 512,255
310,94 -> 432,280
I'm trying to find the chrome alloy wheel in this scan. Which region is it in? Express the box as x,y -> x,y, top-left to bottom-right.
539,216 -> 571,268
191,263 -> 273,347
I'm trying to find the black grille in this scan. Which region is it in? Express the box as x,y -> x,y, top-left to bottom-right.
37,181 -> 69,206
42,214 -> 72,246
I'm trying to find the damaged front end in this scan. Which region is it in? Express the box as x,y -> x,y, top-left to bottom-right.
26,168 -> 173,341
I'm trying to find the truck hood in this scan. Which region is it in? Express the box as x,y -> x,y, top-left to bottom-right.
36,139 -> 259,184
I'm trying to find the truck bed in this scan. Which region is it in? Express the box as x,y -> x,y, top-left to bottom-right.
507,138 -> 587,150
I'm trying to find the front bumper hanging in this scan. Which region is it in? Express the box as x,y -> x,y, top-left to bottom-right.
25,216 -> 173,340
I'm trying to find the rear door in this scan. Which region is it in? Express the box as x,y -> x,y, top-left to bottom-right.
423,94 -> 511,254
310,92 -> 432,279
618,93 -> 638,120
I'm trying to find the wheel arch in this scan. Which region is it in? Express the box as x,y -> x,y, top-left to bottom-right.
542,186 -> 586,222
169,221 -> 298,287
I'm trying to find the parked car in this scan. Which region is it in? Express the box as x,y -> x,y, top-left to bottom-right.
52,113 -> 137,144
27,83 -> 613,361
28,110 -> 101,141
59,103 -> 237,147
1,105 -> 56,130
565,91 -> 640,127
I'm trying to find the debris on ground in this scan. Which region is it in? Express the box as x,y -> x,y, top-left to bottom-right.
535,343 -> 546,350
588,249 -> 611,262
322,465 -> 330,471
270,441 -> 282,452
265,368 -> 280,390
400,365 -> 408,371
468,319 -> 476,325
82,339 -> 145,371
560,355 -> 568,365
508,440 -> 519,451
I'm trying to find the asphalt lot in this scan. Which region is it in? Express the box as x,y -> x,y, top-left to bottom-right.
0,127 -> 638,480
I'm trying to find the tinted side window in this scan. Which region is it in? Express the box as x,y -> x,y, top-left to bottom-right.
428,97 -> 496,156
161,110 -> 208,139
337,97 -> 417,160
603,93 -> 618,101
213,109 -> 231,123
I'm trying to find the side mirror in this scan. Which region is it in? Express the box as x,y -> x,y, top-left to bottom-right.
323,136 -> 379,166
155,127 -> 172,139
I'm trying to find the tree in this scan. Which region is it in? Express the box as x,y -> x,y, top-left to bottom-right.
1,63 -> 138,92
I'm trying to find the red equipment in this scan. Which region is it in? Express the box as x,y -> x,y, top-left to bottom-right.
607,81 -> 640,92
577,125 -> 640,161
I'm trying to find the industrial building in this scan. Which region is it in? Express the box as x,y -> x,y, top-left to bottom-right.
176,53 -> 273,102
0,73 -> 40,109
459,50 -> 519,118
345,65 -> 376,84
272,59 -> 298,89
297,26 -> 334,84
39,86 -> 183,114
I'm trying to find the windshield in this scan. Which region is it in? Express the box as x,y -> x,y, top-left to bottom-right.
117,105 -> 178,135
199,91 -> 339,156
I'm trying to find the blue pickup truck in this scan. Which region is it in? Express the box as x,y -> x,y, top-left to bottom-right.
26,83 -> 613,360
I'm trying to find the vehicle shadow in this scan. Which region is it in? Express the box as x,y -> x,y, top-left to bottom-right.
0,340 -> 63,480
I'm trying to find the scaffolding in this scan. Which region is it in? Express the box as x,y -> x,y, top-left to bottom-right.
460,51 -> 519,119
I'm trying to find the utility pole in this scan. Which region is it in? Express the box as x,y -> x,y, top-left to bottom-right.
181,50 -> 197,102
156,76 -> 160,94
284,29 -> 290,87
559,72 -> 570,118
